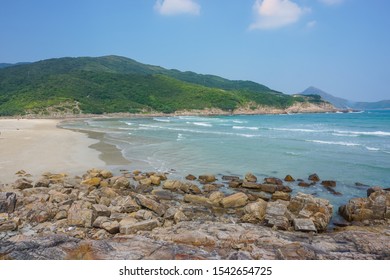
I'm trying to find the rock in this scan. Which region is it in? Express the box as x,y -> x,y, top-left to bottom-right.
119,218 -> 159,234
242,181 -> 261,189
67,201 -> 94,228
183,194 -> 212,207
293,218 -> 317,232
174,211 -> 189,223
149,176 -> 161,186
339,190 -> 390,222
229,180 -> 243,188
203,184 -> 219,193
228,251 -> 253,260
209,191 -> 225,204
241,199 -> 267,223
288,193 -> 333,232
34,178 -> 50,188
92,204 -> 111,218
139,178 -> 152,186
81,177 -> 101,187
185,174 -> 197,181
135,209 -> 156,220
259,184 -> 278,193
0,192 -> 17,213
264,177 -> 283,185
163,180 -> 183,191
308,173 -> 320,182
188,184 -> 201,194
134,194 -> 166,217
55,210 -> 68,220
100,170 -> 113,179
323,185 -> 342,196
284,175 -> 295,182
222,175 -> 240,181
321,180 -> 336,187
171,231 -> 216,247
0,221 -> 17,232
245,173 -> 257,183
13,178 -> 33,190
151,190 -> 175,200
198,174 -> 216,183
272,191 -> 291,201
111,197 -> 140,213
264,200 -> 291,230
93,216 -> 109,228
101,220 -> 120,234
367,186 -> 383,197
112,177 -> 130,189
221,192 -> 248,208
298,181 -> 310,187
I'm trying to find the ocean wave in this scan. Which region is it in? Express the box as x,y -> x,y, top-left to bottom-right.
334,130 -> 390,137
232,126 -> 259,130
232,120 -> 247,124
306,140 -> 360,147
153,117 -> 171,123
365,146 -> 380,151
271,128 -> 323,133
332,133 -> 359,137
192,122 -> 213,127
138,123 -> 258,138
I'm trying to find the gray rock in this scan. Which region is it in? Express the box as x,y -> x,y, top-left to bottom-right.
0,192 -> 17,213
293,218 -> 317,232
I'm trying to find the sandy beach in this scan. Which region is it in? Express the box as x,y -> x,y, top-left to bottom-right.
0,119 -> 109,184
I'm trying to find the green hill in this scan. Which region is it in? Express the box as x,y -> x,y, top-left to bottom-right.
0,55 -> 313,116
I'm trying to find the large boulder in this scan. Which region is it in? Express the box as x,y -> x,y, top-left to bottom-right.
183,194 -> 212,207
339,190 -> 390,222
288,193 -> 333,232
13,178 -> 33,190
67,201 -> 94,228
264,200 -> 291,230
241,199 -> 268,223
221,192 -> 248,208
134,194 -> 167,217
0,192 -> 17,213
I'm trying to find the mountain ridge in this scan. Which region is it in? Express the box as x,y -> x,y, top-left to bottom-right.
0,55 -> 333,116
300,86 -> 390,110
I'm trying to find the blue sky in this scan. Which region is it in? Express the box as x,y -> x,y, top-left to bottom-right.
1,0 -> 389,102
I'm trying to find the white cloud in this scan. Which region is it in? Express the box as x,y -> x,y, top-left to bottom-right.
250,0 -> 310,30
319,0 -> 344,5
154,0 -> 200,16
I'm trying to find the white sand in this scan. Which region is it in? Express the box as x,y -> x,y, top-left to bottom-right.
0,119 -> 105,184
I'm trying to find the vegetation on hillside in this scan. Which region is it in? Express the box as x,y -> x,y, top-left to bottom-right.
0,55 -> 314,116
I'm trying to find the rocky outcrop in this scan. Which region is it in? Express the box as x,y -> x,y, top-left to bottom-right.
0,168 -> 389,260
339,189 -> 390,222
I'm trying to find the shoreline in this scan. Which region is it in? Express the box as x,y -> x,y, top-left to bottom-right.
0,119 -> 107,184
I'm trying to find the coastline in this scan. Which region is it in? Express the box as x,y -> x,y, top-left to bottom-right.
0,119 -> 107,184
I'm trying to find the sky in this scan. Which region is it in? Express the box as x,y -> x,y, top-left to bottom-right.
0,0 -> 389,102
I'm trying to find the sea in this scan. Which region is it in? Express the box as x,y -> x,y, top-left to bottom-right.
61,110 -> 390,209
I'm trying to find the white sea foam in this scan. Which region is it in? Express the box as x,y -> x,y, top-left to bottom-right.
332,133 -> 359,137
153,117 -> 171,123
193,122 -> 213,127
365,146 -> 380,151
232,126 -> 259,130
306,140 -> 360,146
272,128 -> 323,133
232,120 -> 247,124
334,130 -> 390,137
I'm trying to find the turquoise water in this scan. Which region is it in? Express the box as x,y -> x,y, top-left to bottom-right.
62,111 -> 390,207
